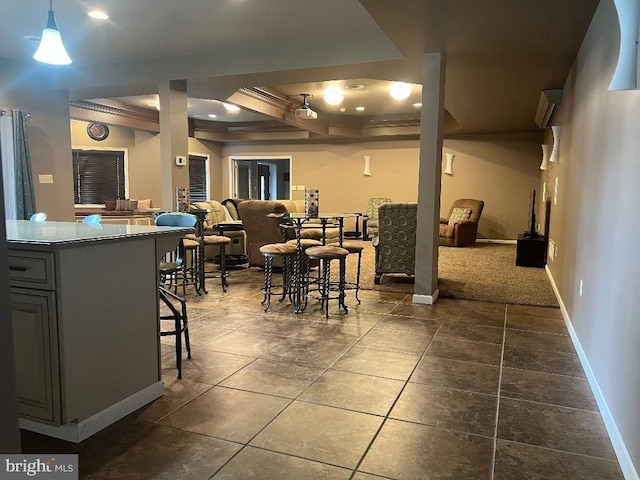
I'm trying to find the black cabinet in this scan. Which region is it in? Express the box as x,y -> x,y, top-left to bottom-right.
516,234 -> 547,268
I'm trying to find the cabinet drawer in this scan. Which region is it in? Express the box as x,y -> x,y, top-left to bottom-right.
8,252 -> 55,290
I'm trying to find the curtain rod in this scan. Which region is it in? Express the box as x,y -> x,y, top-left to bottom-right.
0,109 -> 31,117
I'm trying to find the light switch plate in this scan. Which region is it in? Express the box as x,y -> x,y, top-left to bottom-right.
39,174 -> 54,184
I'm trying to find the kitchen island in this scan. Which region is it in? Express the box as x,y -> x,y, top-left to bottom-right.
6,220 -> 192,442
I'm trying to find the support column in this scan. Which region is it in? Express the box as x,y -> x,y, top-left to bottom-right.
158,80 -> 189,211
413,52 -> 445,304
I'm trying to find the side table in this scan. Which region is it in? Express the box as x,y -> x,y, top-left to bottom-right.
212,223 -> 248,266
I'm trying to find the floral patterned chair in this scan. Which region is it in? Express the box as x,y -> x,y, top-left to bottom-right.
373,203 -> 417,284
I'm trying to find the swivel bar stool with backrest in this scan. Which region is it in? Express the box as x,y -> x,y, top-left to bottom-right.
82,214 -> 102,224
155,212 -> 197,379
155,212 -> 198,294
29,212 -> 47,222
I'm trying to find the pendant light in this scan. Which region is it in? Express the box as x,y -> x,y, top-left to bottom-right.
33,0 -> 72,65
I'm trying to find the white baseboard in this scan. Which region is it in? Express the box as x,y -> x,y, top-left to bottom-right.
476,238 -> 517,245
19,381 -> 164,443
545,267 -> 639,480
413,289 -> 439,305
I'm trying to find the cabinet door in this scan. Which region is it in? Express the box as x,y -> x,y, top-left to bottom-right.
10,289 -> 61,425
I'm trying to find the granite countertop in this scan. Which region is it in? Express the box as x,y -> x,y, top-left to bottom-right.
6,220 -> 192,247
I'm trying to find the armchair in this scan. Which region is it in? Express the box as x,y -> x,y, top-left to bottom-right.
237,199 -> 340,267
374,203 -> 417,284
439,199 -> 484,247
363,197 -> 392,240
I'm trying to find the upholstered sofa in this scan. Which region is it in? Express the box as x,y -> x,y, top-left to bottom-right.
374,203 -> 417,284
439,199 -> 484,247
190,200 -> 246,258
236,199 -> 340,267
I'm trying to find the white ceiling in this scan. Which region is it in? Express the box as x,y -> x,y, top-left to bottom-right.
0,0 -> 602,138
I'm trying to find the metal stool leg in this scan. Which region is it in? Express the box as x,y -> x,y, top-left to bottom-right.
261,255 -> 273,312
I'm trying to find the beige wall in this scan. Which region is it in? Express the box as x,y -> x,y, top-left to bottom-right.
0,60 -> 75,221
545,0 -> 640,475
443,133 -> 543,239
70,121 -> 223,209
223,135 -> 542,239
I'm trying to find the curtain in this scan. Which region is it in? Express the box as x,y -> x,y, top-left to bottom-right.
11,110 -> 35,220
0,113 -> 16,219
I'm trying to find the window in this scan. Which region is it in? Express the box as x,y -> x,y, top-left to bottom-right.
72,149 -> 126,204
189,154 -> 208,202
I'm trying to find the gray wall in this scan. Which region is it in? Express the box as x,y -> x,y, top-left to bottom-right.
546,0 -> 640,475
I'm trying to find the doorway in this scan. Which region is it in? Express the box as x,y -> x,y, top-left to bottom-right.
230,157 -> 291,200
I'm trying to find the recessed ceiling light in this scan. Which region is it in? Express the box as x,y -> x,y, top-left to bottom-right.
345,84 -> 364,90
339,108 -> 346,113
323,86 -> 344,106
413,102 -> 422,108
356,106 -> 365,112
207,114 -> 217,119
88,10 -> 109,20
223,102 -> 240,113
389,82 -> 411,101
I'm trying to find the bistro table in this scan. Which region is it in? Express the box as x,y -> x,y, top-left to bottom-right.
281,213 -> 355,313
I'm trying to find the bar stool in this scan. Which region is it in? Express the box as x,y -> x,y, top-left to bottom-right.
159,286 -> 191,379
203,234 -> 232,292
305,245 -> 349,319
286,238 -> 322,312
182,237 -> 201,291
259,243 -> 297,312
342,241 -> 363,304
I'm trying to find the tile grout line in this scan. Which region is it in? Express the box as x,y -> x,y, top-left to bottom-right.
346,303 -> 453,479
489,303 -> 508,480
207,296 -> 403,479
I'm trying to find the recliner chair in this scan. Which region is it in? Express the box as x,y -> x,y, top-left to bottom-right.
439,199 -> 484,247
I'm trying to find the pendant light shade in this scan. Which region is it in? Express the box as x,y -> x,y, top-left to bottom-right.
33,1 -> 72,65
609,0 -> 640,90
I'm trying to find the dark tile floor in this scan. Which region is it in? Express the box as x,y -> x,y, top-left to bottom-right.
22,273 -> 624,479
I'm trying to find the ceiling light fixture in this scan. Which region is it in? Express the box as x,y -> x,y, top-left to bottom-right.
223,102 -> 240,113
88,10 -> 109,20
323,86 -> 344,105
413,102 -> 422,108
355,106 -> 365,112
207,114 -> 217,119
33,0 -> 72,65
389,82 -> 411,101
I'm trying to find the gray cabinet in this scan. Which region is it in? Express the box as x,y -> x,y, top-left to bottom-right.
8,251 -> 60,425
10,289 -> 60,425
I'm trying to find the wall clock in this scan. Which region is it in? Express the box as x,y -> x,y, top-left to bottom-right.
87,122 -> 110,141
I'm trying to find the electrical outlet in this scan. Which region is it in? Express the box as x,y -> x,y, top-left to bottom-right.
38,174 -> 54,184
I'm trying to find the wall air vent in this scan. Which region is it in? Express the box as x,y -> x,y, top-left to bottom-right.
534,89 -> 563,129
